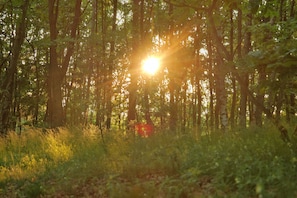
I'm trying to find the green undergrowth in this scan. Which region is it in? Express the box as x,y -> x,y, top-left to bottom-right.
0,125 -> 297,197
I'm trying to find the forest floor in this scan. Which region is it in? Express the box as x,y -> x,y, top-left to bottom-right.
1,124 -> 297,197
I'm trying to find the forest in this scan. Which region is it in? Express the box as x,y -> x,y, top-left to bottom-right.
1,0 -> 297,197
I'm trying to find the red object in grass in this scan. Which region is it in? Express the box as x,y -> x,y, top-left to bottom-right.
135,123 -> 154,137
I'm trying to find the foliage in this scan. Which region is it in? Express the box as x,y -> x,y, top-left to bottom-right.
1,0 -> 296,196
1,126 -> 297,197
182,127 -> 297,197
0,0 -> 296,133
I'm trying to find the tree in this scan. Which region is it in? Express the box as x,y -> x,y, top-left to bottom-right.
128,0 -> 141,124
46,0 -> 82,128
0,0 -> 295,137
0,0 -> 30,134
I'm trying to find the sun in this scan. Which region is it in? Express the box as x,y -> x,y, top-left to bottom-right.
142,57 -> 160,75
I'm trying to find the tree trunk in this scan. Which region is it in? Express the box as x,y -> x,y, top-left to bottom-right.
190,86 -> 196,130
46,0 -> 82,128
182,84 -> 187,132
128,0 -> 140,124
229,7 -> 236,128
239,74 -> 249,127
144,79 -> 151,124
197,80 -> 202,127
254,66 -> 266,126
275,91 -> 284,122
207,39 -> 215,131
105,0 -> 118,129
290,93 -> 296,118
167,3 -> 178,132
193,18 -> 202,129
239,9 -> 251,128
214,63 -> 228,131
290,0 -> 295,17
169,81 -> 178,132
0,0 -> 29,134
230,76 -> 236,128
207,5 -> 230,131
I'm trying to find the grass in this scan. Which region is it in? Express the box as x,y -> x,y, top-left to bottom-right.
0,124 -> 297,197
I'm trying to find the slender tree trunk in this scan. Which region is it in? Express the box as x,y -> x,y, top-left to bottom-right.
169,82 -> 178,132
290,93 -> 296,118
193,18 -> 202,128
288,0 -> 295,121
91,0 -> 103,127
143,83 -> 151,126
230,76 -> 236,128
229,7 -> 237,128
207,39 -> 215,131
209,81 -> 214,130
248,74 -> 255,125
128,0 -> 140,124
285,95 -> 290,122
197,80 -> 202,127
144,79 -> 152,124
290,0 -> 295,17
0,0 -> 29,134
214,61 -> 228,131
275,91 -> 284,122
192,87 -> 197,128
34,49 -> 40,126
139,0 -> 152,125
239,73 -> 249,127
168,3 -> 178,132
105,0 -> 118,129
254,66 -> 266,126
99,0 -> 111,129
239,9 -> 251,128
182,84 -> 187,132
26,41 -> 41,126
84,61 -> 92,125
87,0 -> 98,125
95,82 -> 103,127
207,5 -> 230,131
160,82 -> 165,127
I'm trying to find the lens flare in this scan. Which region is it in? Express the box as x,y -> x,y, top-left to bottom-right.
142,57 -> 160,75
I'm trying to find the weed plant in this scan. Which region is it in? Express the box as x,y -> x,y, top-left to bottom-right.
0,125 -> 297,197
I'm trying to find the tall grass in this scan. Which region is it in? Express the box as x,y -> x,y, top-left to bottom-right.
0,125 -> 297,197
